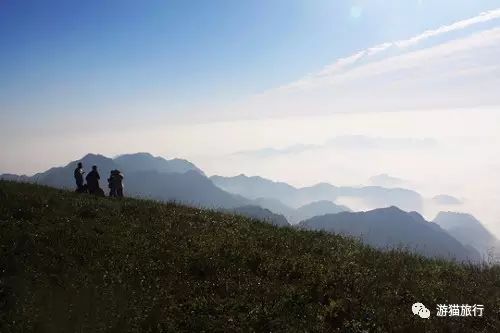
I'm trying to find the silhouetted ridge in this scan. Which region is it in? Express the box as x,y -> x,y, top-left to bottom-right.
299,207 -> 481,262
434,211 -> 500,257
0,153 -> 243,209
226,205 -> 290,227
290,200 -> 351,224
114,152 -> 205,175
211,174 -> 423,212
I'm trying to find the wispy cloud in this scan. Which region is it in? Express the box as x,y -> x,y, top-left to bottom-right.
395,8 -> 500,48
231,136 -> 438,158
241,20 -> 500,118
231,144 -> 317,158
291,8 -> 500,84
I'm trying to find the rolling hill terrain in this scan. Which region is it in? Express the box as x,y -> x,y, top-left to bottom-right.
1,181 -> 499,332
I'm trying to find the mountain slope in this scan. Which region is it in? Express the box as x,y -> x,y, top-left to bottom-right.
210,174 -> 297,201
250,197 -> 296,217
1,181 -> 499,332
299,207 -> 481,262
292,200 -> 351,224
1,153 -> 246,209
229,205 -> 290,227
434,212 -> 500,257
124,170 -> 248,209
30,153 -> 119,189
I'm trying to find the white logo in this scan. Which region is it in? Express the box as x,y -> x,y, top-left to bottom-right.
412,303 -> 431,319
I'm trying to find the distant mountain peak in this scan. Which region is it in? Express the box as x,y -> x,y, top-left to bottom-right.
212,174 -> 423,212
82,153 -> 106,158
114,152 -> 204,175
299,207 -> 481,262
309,182 -> 337,190
434,212 -> 482,229
433,211 -> 499,257
436,211 -> 475,220
117,152 -> 154,158
370,206 -> 405,214
71,154 -> 116,169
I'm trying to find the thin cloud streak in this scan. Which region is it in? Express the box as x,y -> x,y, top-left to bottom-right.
231,136 -> 438,158
395,8 -> 500,48
280,8 -> 500,90
242,27 -> 500,119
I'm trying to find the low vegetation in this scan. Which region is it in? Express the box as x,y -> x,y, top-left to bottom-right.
1,181 -> 499,332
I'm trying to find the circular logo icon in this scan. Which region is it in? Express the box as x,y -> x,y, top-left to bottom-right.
412,303 -> 431,319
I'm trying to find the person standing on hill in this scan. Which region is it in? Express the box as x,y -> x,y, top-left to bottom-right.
108,170 -> 124,198
114,170 -> 124,198
107,170 -> 116,197
74,162 -> 85,192
86,165 -> 101,195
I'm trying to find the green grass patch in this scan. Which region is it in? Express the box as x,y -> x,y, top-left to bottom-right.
0,181 -> 499,332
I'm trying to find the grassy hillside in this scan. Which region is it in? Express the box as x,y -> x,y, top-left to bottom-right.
0,181 -> 499,332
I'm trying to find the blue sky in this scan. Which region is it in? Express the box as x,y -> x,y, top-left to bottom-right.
1,0 -> 500,122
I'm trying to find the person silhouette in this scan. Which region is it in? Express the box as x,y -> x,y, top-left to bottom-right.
85,165 -> 101,195
108,171 -> 116,197
74,162 -> 85,192
114,170 -> 124,198
108,170 -> 124,197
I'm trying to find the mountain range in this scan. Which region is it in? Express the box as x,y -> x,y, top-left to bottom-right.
2,152 -> 497,263
210,174 -> 424,212
1,153 -> 248,209
434,212 -> 500,259
249,197 -> 350,224
114,152 -> 205,175
299,207 -> 481,262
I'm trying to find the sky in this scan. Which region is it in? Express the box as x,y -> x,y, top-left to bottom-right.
1,0 -> 500,235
